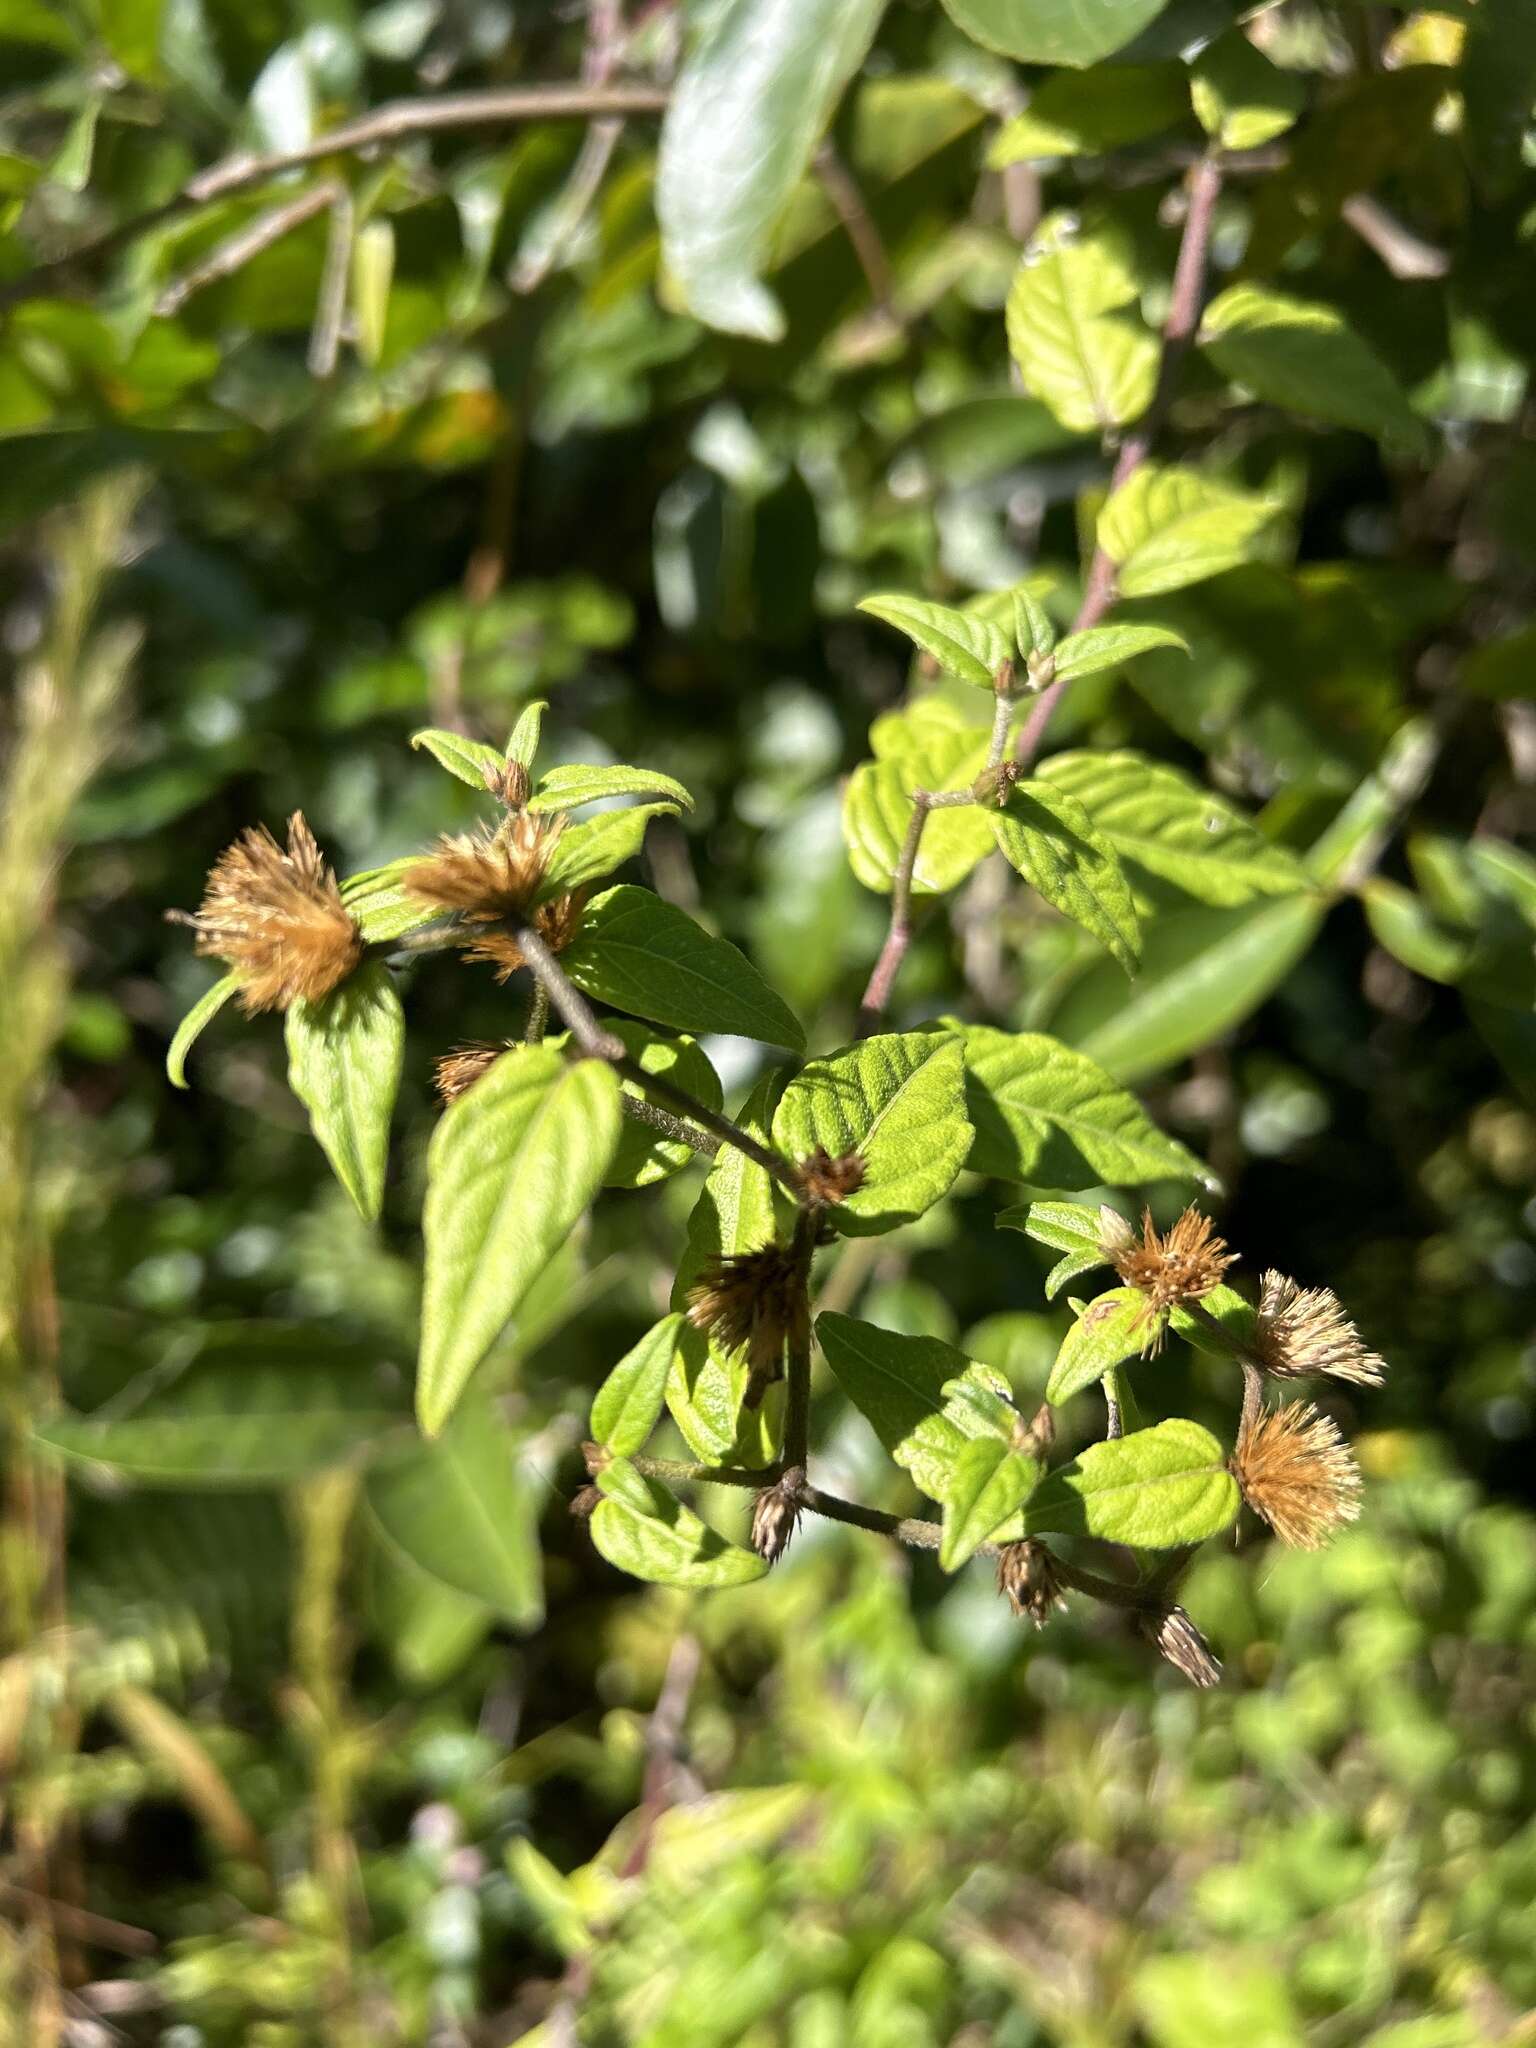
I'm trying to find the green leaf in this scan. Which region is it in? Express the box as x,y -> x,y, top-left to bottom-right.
166,973 -> 240,1088
956,1022 -> 1210,1189
1046,1286 -> 1147,1402
665,1319 -> 781,1471
1096,464 -> 1281,598
939,1437 -> 1042,1570
367,1397 -> 543,1626
1168,1282 -> 1256,1355
675,1071 -> 790,1291
1200,284 -> 1434,457
418,1049 -> 623,1436
591,1458 -> 769,1588
941,0 -> 1170,68
34,1337 -> 407,1485
590,1313 -> 683,1457
1048,623 -> 1188,682
1048,892 -> 1326,1081
1361,880 -> 1473,985
537,802 -> 678,900
606,1021 -> 723,1188
988,64 -> 1187,161
842,757 -> 994,898
531,762 -> 695,813
351,218 -> 394,368
1012,585 -> 1058,661
506,699 -> 547,768
1190,32 -> 1305,149
562,885 -> 805,1049
284,963 -> 404,1222
1006,219 -> 1158,434
410,726 -> 505,788
1026,1417 -> 1240,1547
991,780 -> 1141,972
655,0 -> 885,341
341,860 -> 444,945
857,594 -> 1012,690
996,1198 -> 1111,1298
1037,750 -> 1306,905
1306,718 -> 1438,887
772,1032 -> 972,1235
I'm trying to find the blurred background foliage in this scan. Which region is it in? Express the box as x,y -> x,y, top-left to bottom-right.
2,0 -> 1535,2040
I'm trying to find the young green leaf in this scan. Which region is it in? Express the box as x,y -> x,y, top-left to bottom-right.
536,802 -> 678,900
1012,584 -> 1058,662
941,0 -> 1168,70
1168,1282 -> 1257,1356
530,762 -> 695,813
166,972 -> 240,1088
1046,892 -> 1326,1081
1096,464 -> 1281,597
561,885 -> 805,1049
772,1031 -> 972,1235
1049,623 -> 1188,684
857,593 -> 1012,690
606,1022 -> 723,1188
674,1070 -> 791,1295
843,757 -> 994,898
506,699 -> 547,768
938,1437 -> 1042,1570
987,64 -> 1187,162
367,1397 -> 544,1626
591,1457 -> 769,1588
1200,283 -> 1434,457
285,962 -> 404,1222
341,859 -> 445,944
991,781 -> 1141,972
1006,220 -> 1158,434
956,1023 -> 1210,1189
410,726 -> 505,789
1026,1417 -> 1240,1547
1046,1286 -> 1147,1403
996,1198 -> 1111,1298
418,1049 -> 623,1436
1190,32 -> 1305,149
1037,750 -> 1306,905
655,0 -> 885,341
590,1313 -> 683,1457
665,1320 -> 781,1470
1361,879 -> 1473,986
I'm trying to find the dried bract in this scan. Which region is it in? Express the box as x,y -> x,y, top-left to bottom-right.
685,1242 -> 806,1406
434,1042 -> 508,1105
1254,1270 -> 1386,1387
1142,1605 -> 1222,1688
180,812 -> 363,1014
996,1540 -> 1067,1627
751,1477 -> 803,1564
1232,1400 -> 1362,1551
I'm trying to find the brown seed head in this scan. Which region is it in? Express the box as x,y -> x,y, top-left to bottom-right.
403,810 -> 565,922
1254,1270 -> 1386,1387
434,1042 -> 509,1106
1141,1605 -> 1222,1688
685,1242 -> 806,1406
1106,1205 -> 1237,1351
750,1476 -> 804,1565
180,812 -> 363,1014
460,891 -> 588,982
996,1540 -> 1067,1627
798,1146 -> 867,1207
1232,1400 -> 1362,1551
484,756 -> 532,809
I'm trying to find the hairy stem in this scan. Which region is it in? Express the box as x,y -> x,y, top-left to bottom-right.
856,791 -> 933,1035
782,1210 -> 820,1472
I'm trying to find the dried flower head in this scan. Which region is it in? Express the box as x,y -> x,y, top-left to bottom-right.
996,1540 -> 1067,1627
404,810 -> 565,922
460,890 -> 587,982
1105,1204 -> 1237,1350
798,1146 -> 867,1207
1254,1270 -> 1386,1387
1231,1400 -> 1362,1551
177,812 -> 363,1014
1141,1605 -> 1222,1688
434,1042 -> 509,1106
751,1475 -> 804,1565
685,1242 -> 806,1407
485,756 -> 532,808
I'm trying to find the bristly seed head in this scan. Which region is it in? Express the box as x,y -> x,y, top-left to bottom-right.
434,1042 -> 510,1105
1231,1399 -> 1362,1551
750,1475 -> 803,1565
1254,1270 -> 1386,1387
685,1242 -> 806,1407
1104,1204 -> 1237,1351
178,812 -> 363,1014
798,1146 -> 866,1208
1141,1605 -> 1222,1688
404,810 -> 565,921
996,1540 -> 1067,1627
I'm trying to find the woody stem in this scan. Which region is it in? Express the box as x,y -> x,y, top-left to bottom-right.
782,1210 -> 820,1473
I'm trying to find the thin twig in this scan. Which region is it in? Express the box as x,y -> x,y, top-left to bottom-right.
814,141 -> 898,322
1339,194 -> 1449,281
620,1092 -> 721,1157
856,791 -> 933,1035
1,82 -> 670,310
154,181 -> 339,316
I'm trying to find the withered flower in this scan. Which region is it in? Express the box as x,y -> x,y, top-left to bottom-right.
404,812 -> 586,981
1141,1605 -> 1222,1688
685,1242 -> 807,1407
177,812 -> 363,1014
434,1042 -> 509,1105
1254,1270 -> 1386,1387
798,1146 -> 867,1207
996,1540 -> 1067,1627
485,756 -> 532,808
1231,1400 -> 1362,1551
1104,1204 -> 1237,1351
751,1475 -> 804,1565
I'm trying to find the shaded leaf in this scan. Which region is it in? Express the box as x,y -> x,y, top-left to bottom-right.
988,64 -> 1187,160
607,1022 -> 723,1188
166,972 -> 239,1088
942,0 -> 1170,68
842,757 -> 994,898
537,802 -> 678,900
285,963 -> 404,1222
590,1313 -> 682,1456
591,1458 -> 769,1587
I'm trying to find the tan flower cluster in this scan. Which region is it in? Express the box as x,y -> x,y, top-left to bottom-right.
403,812 -> 585,980
1231,1400 -> 1362,1551
1100,1204 -> 1237,1350
180,812 -> 363,1014
1253,1271 -> 1387,1387
433,1042 -> 512,1105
